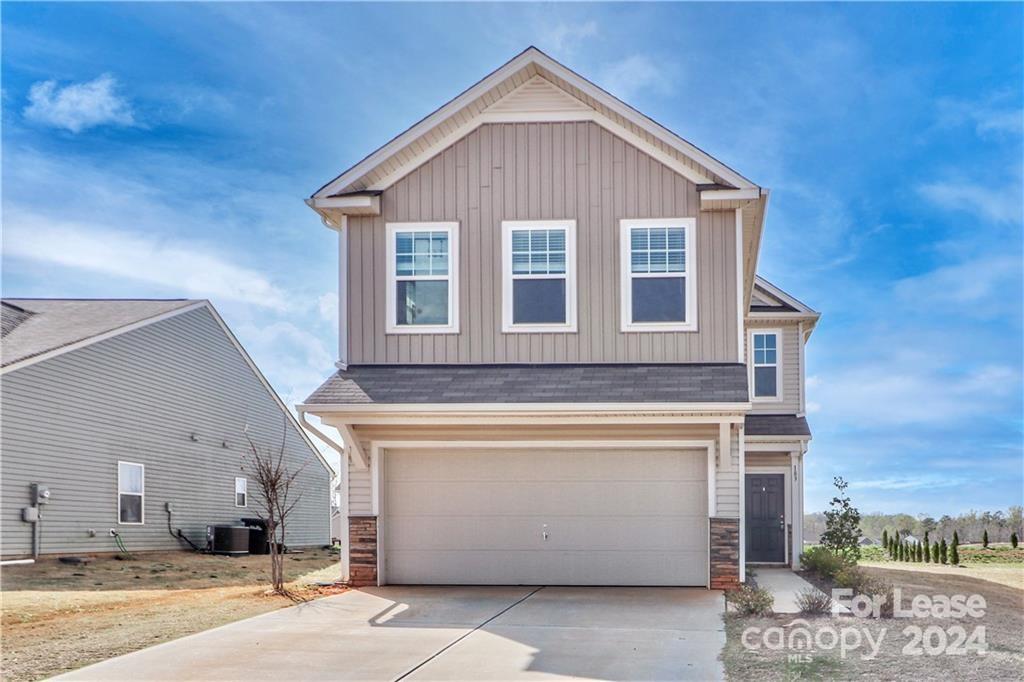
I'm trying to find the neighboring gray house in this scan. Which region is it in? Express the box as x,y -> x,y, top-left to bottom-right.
1,299 -> 332,558
300,47 -> 819,589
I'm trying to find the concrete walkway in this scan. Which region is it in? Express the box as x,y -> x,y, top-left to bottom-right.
754,568 -> 848,614
57,586 -> 726,681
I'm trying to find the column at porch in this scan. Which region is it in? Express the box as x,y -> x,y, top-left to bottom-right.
710,422 -> 742,590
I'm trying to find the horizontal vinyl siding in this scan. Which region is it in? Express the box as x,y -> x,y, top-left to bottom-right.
715,425 -> 741,518
1,308 -> 331,558
747,321 -> 801,414
348,121 -> 738,364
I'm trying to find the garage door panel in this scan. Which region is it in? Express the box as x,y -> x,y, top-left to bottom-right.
386,449 -> 705,483
385,550 -> 708,586
385,515 -> 707,552
383,447 -> 708,586
386,480 -> 706,517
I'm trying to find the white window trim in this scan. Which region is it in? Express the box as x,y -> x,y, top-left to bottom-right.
619,217 -> 698,332
117,461 -> 145,525
501,219 -> 578,333
235,476 -> 248,508
749,328 -> 783,403
385,222 -> 460,335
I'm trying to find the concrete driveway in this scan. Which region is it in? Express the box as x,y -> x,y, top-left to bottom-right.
58,586 -> 726,681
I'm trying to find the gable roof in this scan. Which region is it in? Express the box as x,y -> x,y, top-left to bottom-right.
1,299 -> 201,369
309,46 -> 758,202
1,298 -> 335,476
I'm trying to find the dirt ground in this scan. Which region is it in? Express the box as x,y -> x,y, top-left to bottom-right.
723,566 -> 1024,681
1,548 -> 344,682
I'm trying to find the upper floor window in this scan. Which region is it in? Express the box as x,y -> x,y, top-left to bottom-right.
751,330 -> 781,400
619,218 -> 697,332
502,220 -> 577,332
118,461 -> 144,524
386,222 -> 459,334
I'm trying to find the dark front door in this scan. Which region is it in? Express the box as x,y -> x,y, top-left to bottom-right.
746,474 -> 786,563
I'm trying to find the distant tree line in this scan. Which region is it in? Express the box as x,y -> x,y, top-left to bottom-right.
804,506 -> 1023,545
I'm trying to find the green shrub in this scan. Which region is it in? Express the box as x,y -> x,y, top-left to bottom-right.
820,477 -> 863,561
917,542 -> 923,562
1012,533 -> 1019,549
983,530 -> 989,548
923,533 -> 930,563
795,587 -> 832,615
932,540 -> 940,563
940,538 -> 948,564
882,529 -> 888,549
951,536 -> 960,565
727,584 -> 774,616
834,564 -> 865,589
801,546 -> 850,579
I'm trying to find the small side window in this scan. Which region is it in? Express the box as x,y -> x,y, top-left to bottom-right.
118,461 -> 144,524
235,477 -> 247,507
751,331 -> 781,400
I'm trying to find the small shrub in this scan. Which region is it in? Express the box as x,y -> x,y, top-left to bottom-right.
940,538 -> 948,564
801,546 -> 850,579
858,576 -> 896,618
881,529 -> 888,549
932,541 -> 940,563
834,564 -> 866,590
819,477 -> 863,561
1012,533 -> 1019,549
727,584 -> 773,616
983,530 -> 989,548
917,542 -> 924,562
951,537 -> 960,565
923,533 -> 930,563
795,587 -> 832,615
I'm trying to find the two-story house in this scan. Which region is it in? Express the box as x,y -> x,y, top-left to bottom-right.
299,47 -> 819,589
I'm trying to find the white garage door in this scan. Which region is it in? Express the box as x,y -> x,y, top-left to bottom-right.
382,447 -> 707,586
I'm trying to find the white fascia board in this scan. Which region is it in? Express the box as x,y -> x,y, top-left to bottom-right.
700,188 -> 762,202
745,435 -> 812,446
309,195 -> 381,215
312,47 -> 757,199
299,401 -> 751,414
0,301 -> 208,376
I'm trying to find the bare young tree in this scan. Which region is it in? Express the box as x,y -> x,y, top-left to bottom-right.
244,424 -> 306,595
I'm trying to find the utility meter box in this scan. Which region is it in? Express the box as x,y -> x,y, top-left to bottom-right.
22,507 -> 39,522
30,483 -> 51,505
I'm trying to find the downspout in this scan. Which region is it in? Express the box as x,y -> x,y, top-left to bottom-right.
299,408 -> 350,583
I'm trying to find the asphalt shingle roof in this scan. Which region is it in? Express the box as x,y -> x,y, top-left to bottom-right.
745,414 -> 811,437
304,363 -> 749,405
1,299 -> 199,368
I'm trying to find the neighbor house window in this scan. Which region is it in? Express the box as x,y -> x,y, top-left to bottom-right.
118,461 -> 144,524
235,477 -> 248,507
751,330 -> 781,400
502,220 -> 577,332
386,222 -> 459,334
620,218 -> 696,332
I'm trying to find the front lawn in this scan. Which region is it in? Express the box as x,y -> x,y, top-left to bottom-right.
858,542 -> 1024,591
1,548 -> 343,681
723,566 -> 1024,681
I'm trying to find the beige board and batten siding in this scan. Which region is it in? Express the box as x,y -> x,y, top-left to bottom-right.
0,308 -> 331,556
746,320 -> 802,414
347,121 -> 739,364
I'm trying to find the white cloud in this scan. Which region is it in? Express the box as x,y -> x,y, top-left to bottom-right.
317,292 -> 339,325
893,255 -> 1022,317
849,475 -> 966,492
599,55 -> 673,101
536,20 -> 598,56
23,74 -> 135,133
809,359 -> 1018,428
917,179 -> 1022,224
4,210 -> 289,310
936,95 -> 1023,138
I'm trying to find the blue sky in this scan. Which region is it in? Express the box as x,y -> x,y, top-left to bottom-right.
3,3 -> 1022,516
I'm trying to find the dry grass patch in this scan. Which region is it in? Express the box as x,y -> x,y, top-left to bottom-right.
1,548 -> 343,681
